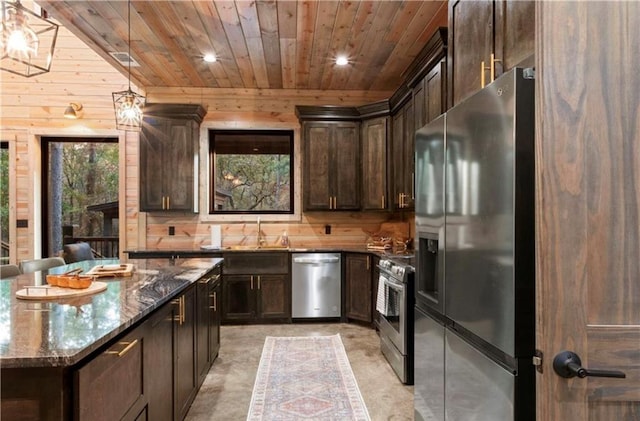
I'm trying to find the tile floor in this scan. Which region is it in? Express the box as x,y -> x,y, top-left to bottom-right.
185,323 -> 414,421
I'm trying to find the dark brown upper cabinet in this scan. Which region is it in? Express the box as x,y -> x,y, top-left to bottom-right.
359,101 -> 390,211
296,107 -> 361,211
447,0 -> 535,107
139,104 -> 206,212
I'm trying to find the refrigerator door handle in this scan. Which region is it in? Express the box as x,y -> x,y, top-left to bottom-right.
553,351 -> 626,379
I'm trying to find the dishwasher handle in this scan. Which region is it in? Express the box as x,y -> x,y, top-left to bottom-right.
292,256 -> 340,264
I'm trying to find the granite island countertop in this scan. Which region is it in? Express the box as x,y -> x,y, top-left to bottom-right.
0,257 -> 223,369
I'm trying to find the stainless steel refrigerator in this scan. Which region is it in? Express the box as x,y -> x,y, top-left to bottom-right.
414,68 -> 536,421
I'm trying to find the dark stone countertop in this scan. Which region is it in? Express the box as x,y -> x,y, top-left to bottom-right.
0,257 -> 223,369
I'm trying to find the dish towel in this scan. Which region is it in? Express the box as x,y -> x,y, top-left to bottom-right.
376,277 -> 388,315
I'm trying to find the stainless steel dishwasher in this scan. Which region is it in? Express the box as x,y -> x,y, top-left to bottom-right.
291,253 -> 341,318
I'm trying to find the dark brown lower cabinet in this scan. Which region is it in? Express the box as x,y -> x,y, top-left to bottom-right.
197,269 -> 221,386
75,326 -> 147,421
146,302 -> 175,421
174,286 -> 197,421
222,274 -> 290,323
345,253 -> 374,324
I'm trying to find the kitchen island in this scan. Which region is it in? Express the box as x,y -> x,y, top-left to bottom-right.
1,257 -> 223,421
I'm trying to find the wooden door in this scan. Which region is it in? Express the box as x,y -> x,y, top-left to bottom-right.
332,122 -> 360,210
303,123 -> 332,210
448,0 -> 494,107
139,116 -> 168,211
425,59 -> 446,123
403,100 -> 415,209
222,275 -> 254,321
495,0 -> 535,72
361,117 -> 388,210
392,109 -> 405,209
345,253 -> 372,323
536,2 -> 640,420
256,274 -> 290,320
174,286 -> 197,421
145,302 -> 174,421
164,119 -> 195,211
195,278 -> 210,385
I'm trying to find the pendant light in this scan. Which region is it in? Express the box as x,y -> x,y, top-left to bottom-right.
0,0 -> 59,77
112,0 -> 145,131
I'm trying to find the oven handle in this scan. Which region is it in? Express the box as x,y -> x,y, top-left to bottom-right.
382,276 -> 404,291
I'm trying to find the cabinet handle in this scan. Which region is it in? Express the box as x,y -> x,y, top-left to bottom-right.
329,197 -> 333,209
381,195 -> 385,209
180,296 -> 185,325
257,276 -> 261,290
166,196 -> 170,210
411,172 -> 415,200
481,60 -> 492,88
210,291 -> 217,311
366,256 -> 370,270
162,196 -> 166,210
333,197 -> 337,209
490,53 -> 502,82
106,339 -> 138,357
199,278 -> 210,284
250,276 -> 254,290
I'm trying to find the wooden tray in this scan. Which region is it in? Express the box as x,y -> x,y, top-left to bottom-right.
16,282 -> 108,300
85,263 -> 134,278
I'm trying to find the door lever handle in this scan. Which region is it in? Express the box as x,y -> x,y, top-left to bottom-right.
553,351 -> 626,379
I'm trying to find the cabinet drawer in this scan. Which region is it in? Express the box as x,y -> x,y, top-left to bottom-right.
222,252 -> 289,274
75,329 -> 144,421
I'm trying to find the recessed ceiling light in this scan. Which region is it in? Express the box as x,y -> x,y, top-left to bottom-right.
336,56 -> 349,66
203,53 -> 217,63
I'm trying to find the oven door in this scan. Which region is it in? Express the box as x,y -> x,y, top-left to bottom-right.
378,272 -> 407,354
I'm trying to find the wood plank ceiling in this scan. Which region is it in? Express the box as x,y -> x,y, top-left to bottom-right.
35,1 -> 446,91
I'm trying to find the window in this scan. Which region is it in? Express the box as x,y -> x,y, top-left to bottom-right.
41,137 -> 119,257
209,130 -> 293,214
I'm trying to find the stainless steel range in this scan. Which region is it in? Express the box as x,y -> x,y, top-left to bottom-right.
377,256 -> 415,384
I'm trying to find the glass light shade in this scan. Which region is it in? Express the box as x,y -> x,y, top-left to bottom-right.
0,0 -> 58,77
112,89 -> 146,131
64,103 -> 82,119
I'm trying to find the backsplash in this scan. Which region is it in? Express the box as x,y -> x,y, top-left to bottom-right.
144,212 -> 413,250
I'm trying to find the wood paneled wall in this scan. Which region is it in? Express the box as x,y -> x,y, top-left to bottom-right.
1,16 -> 407,261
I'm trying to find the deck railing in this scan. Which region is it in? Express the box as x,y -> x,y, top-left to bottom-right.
65,236 -> 119,258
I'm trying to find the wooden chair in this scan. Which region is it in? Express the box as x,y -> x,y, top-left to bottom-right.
0,264 -> 21,278
19,257 -> 66,274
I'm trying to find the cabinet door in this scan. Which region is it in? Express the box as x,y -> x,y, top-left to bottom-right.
256,274 -> 290,320
145,302 -> 175,421
222,275 -> 255,321
332,123 -> 360,210
140,116 -> 168,211
448,0 -> 494,106
209,281 -> 221,361
174,287 -> 197,421
76,327 -> 145,421
345,254 -> 372,323
303,123 -> 332,210
164,120 -> 196,211
392,110 -> 405,210
413,79 -> 427,132
196,277 -> 211,386
494,1 -> 535,71
403,101 -> 415,210
425,59 -> 446,123
361,117 -> 388,210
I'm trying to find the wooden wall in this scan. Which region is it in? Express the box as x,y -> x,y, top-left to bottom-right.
1,12 -> 410,262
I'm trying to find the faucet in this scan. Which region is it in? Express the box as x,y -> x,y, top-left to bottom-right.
257,217 -> 266,247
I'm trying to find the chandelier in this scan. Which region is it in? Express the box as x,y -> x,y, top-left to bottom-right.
112,0 -> 145,131
0,0 -> 59,77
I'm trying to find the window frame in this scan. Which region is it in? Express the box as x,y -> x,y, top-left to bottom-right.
208,129 -> 295,215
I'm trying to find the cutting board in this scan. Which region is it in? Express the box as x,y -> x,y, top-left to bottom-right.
16,282 -> 108,300
86,264 -> 134,278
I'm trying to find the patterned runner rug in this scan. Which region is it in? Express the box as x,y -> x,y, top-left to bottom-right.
247,334 -> 371,421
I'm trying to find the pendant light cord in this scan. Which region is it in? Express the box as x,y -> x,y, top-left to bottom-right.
127,0 -> 131,91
